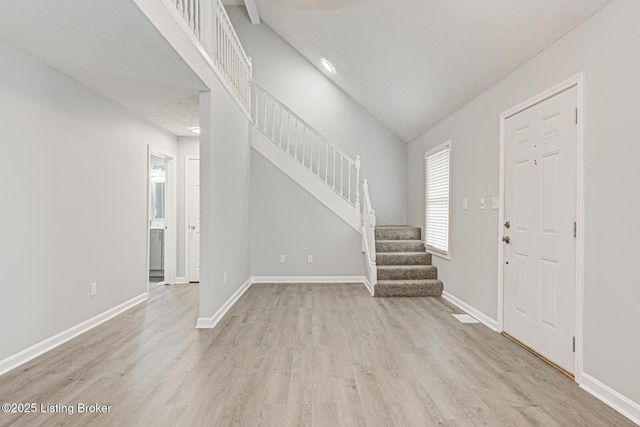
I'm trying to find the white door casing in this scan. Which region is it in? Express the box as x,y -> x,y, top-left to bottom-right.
502,84 -> 579,375
186,157 -> 200,282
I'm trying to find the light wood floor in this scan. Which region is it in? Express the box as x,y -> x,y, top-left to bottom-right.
0,283 -> 634,427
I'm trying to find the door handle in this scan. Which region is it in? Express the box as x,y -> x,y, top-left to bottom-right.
190,225 -> 196,230
504,221 -> 511,229
502,236 -> 510,244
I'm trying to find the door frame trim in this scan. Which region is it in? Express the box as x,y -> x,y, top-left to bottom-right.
496,72 -> 585,383
147,146 -> 178,294
184,155 -> 200,283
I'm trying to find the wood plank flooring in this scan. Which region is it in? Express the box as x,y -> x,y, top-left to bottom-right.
0,283 -> 634,426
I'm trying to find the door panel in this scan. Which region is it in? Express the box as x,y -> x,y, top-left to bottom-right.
504,86 -> 577,374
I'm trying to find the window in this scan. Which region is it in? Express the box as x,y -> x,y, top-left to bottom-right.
425,141 -> 451,257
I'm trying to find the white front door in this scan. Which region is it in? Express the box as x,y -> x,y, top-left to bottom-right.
503,86 -> 577,374
187,158 -> 200,282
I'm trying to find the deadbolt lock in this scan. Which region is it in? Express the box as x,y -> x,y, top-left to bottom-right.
504,221 -> 511,229
502,236 -> 511,244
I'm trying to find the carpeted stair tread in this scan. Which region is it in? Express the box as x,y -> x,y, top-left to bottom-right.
373,224 -> 444,297
375,226 -> 421,241
377,265 -> 437,280
374,279 -> 443,297
376,252 -> 432,266
375,240 -> 426,253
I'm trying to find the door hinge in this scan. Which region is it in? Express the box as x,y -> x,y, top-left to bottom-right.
573,221 -> 577,238
572,336 -> 576,353
574,108 -> 578,124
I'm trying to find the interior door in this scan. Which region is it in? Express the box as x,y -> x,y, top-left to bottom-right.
503,86 -> 577,374
187,158 -> 200,282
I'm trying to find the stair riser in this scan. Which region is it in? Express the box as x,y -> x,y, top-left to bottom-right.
377,267 -> 437,281
374,281 -> 443,297
375,241 -> 425,253
375,228 -> 421,241
376,253 -> 432,266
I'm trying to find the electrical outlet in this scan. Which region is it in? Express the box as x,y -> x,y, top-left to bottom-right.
223,273 -> 227,284
463,197 -> 468,210
90,282 -> 97,297
480,198 -> 485,209
307,255 -> 313,263
280,255 -> 286,263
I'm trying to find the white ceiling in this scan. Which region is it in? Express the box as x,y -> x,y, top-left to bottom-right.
1,0 -> 613,140
250,0 -> 613,142
0,0 -> 206,136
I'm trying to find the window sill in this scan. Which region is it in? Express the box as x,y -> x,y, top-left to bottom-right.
426,245 -> 451,261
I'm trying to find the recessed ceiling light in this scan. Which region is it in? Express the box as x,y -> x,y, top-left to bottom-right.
321,58 -> 336,74
190,127 -> 201,135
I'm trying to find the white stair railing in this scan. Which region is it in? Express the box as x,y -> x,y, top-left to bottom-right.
172,0 -> 202,39
362,179 -> 377,294
252,81 -> 360,209
166,0 -> 252,113
213,1 -> 252,111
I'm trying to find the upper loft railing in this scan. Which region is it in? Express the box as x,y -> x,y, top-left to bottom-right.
172,0 -> 202,38
167,0 -> 252,112
251,81 -> 361,209
212,1 -> 251,110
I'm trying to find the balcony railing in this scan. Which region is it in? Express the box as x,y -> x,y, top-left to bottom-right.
167,0 -> 252,113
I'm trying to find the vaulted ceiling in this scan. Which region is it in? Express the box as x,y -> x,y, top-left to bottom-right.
0,0 -> 613,140
234,0 -> 613,141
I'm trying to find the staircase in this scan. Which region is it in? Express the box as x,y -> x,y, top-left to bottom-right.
374,226 -> 443,297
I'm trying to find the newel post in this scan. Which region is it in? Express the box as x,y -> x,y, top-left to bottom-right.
355,155 -> 361,211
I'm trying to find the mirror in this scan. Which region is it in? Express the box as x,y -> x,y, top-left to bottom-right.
152,182 -> 165,219
150,154 -> 166,223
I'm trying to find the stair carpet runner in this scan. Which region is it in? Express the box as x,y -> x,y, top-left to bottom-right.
374,226 -> 444,297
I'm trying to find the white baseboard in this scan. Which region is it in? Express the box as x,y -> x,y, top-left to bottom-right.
362,276 -> 374,296
251,276 -> 366,284
176,276 -> 188,284
0,293 -> 147,377
442,291 -> 498,332
196,277 -> 252,329
580,373 -> 640,425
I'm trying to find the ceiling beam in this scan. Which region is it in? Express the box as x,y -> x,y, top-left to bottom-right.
243,0 -> 260,24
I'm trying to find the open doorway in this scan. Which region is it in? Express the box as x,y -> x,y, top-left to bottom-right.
149,153 -> 166,284
147,147 -> 177,292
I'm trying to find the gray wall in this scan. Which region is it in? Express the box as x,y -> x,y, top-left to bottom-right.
0,41 -> 177,361
198,78 -> 252,318
250,150 -> 364,277
227,6 -> 407,225
407,0 -> 640,406
176,136 -> 199,279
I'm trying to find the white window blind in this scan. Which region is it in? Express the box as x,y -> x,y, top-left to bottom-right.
425,141 -> 451,255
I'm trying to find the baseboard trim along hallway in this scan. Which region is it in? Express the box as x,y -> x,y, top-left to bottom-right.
442,290 -> 499,332
580,373 -> 640,425
251,276 -> 367,284
0,293 -> 147,377
196,277 -> 253,329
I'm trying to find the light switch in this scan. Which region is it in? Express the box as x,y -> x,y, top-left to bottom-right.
480,198 -> 485,209
492,196 -> 500,210
463,198 -> 468,210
